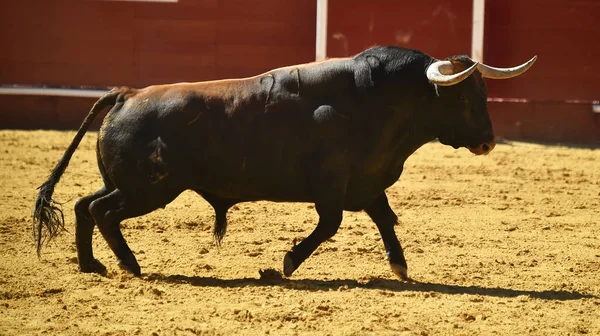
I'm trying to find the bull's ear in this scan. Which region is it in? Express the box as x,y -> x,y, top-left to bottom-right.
354,55 -> 380,89
445,55 -> 475,71
448,59 -> 469,73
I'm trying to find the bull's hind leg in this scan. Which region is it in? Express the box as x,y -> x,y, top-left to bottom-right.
88,188 -> 180,276
74,186 -> 113,274
365,192 -> 409,280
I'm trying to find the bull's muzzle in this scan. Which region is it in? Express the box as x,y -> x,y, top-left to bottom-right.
468,139 -> 496,155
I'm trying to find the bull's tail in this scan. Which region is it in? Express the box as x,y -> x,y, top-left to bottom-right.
32,88 -> 126,256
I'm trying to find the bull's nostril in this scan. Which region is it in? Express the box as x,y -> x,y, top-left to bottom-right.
481,143 -> 490,152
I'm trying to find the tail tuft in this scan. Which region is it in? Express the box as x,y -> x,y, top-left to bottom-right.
213,211 -> 228,247
32,181 -> 66,256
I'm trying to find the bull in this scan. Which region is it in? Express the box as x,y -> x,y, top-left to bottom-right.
33,46 -> 535,280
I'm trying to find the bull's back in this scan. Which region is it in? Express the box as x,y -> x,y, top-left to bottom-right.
99,80 -> 324,201
98,58 -> 366,202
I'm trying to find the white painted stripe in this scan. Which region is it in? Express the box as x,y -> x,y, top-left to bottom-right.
316,0 -> 328,61
471,0 -> 485,62
0,87 -> 108,98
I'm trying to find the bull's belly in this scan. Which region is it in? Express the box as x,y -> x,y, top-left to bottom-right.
193,177 -> 314,203
194,178 -> 388,211
190,165 -> 398,212
187,155 -> 314,202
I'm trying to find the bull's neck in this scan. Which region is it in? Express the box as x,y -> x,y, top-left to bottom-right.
374,62 -> 438,158
382,96 -> 437,162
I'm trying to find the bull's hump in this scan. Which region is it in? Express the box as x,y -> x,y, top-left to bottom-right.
264,57 -> 352,75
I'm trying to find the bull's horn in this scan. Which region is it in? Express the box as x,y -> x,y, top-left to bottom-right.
426,60 -> 479,86
477,56 -> 537,79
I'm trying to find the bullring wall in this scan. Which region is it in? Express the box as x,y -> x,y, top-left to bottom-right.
1,0 -> 598,144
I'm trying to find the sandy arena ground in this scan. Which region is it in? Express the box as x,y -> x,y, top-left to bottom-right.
0,130 -> 599,335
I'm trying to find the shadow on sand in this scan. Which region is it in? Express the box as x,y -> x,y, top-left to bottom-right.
144,272 -> 596,301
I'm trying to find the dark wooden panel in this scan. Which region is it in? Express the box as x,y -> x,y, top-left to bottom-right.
484,0 -> 600,100
0,62 -> 37,85
217,20 -> 315,46
488,101 -> 534,141
134,40 -> 217,69
134,19 -> 217,46
0,95 -> 59,130
489,101 -> 600,144
3,1 -> 137,43
0,0 -> 136,86
55,97 -> 111,130
0,0 -> 316,130
0,95 -> 102,130
0,0 -> 316,89
216,0 -> 315,47
32,62 -> 136,87
485,0 -> 600,32
0,4 -> 136,65
327,0 -> 472,58
4,38 -> 135,66
218,0 -> 316,20
216,44 -> 315,71
134,0 -> 218,21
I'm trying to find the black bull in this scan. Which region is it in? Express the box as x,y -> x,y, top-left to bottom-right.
33,46 -> 535,280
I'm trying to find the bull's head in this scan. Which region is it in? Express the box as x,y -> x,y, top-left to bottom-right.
426,55 -> 536,155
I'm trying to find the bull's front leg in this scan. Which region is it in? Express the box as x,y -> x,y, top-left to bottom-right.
365,192 -> 409,280
283,175 -> 347,277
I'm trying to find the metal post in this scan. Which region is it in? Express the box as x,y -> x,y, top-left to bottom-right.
316,0 -> 328,61
471,0 -> 485,62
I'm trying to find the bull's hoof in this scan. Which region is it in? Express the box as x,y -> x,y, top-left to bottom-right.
118,260 -> 141,277
79,258 -> 107,275
283,252 -> 296,277
390,263 -> 409,281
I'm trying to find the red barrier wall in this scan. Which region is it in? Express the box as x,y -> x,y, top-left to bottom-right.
1,0 -> 599,144
0,0 -> 315,87
327,0 -> 472,59
0,0 -> 316,129
489,100 -> 600,144
484,0 -> 600,144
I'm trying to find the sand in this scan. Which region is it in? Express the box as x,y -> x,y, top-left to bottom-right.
0,130 -> 599,335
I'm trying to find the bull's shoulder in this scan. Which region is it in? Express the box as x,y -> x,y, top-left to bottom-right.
256,58 -> 360,100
